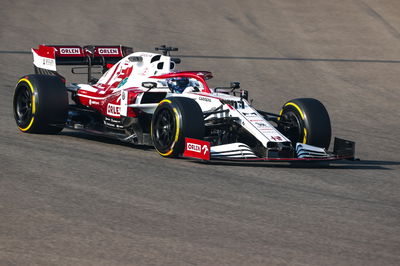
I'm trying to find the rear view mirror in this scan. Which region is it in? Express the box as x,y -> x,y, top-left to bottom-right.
230,82 -> 240,89
142,82 -> 157,89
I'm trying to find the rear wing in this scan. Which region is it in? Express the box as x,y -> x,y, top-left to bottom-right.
32,44 -> 133,82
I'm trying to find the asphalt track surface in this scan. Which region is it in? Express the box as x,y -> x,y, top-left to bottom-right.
1,0 -> 400,265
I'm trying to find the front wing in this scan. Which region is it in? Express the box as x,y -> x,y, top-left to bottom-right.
183,137 -> 356,163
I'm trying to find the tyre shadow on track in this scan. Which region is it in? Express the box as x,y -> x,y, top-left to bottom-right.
198,160 -> 400,170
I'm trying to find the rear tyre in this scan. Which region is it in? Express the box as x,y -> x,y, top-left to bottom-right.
13,74 -> 68,133
151,97 -> 205,158
277,98 -> 331,149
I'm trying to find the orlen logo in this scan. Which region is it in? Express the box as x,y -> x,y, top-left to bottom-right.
98,48 -> 119,55
60,48 -> 81,55
187,143 -> 201,153
183,138 -> 210,160
107,103 -> 121,116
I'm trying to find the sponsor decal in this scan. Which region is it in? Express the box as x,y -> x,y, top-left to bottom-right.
242,112 -> 257,117
98,48 -> 119,55
271,136 -> 282,141
255,122 -> 268,128
118,78 -> 128,88
250,119 -> 269,128
198,96 -> 211,102
139,53 -> 153,57
107,103 -> 121,116
183,138 -> 210,160
104,116 -> 123,128
221,99 -> 244,109
89,99 -> 100,105
187,143 -> 201,153
104,117 -> 121,123
60,48 -> 81,55
42,58 -> 55,67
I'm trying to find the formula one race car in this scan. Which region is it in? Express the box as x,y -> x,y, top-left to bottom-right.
13,44 -> 355,162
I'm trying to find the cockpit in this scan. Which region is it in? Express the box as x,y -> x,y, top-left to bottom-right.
166,77 -> 201,93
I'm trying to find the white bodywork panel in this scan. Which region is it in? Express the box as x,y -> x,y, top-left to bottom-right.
296,143 -> 329,158
210,143 -> 258,159
32,48 -> 56,71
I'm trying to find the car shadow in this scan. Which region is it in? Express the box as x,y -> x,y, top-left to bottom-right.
59,130 -> 152,151
58,131 -> 398,170
197,159 -> 400,170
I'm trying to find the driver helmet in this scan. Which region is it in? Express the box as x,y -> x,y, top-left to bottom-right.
167,77 -> 190,93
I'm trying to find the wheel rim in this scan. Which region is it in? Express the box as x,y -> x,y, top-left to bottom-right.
280,111 -> 303,146
15,87 -> 33,127
153,108 -> 176,150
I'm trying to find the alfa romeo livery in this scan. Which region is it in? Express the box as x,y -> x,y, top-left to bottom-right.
13,44 -> 355,162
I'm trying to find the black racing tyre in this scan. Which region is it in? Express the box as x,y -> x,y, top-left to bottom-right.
13,74 -> 68,134
151,97 -> 205,158
277,98 -> 331,149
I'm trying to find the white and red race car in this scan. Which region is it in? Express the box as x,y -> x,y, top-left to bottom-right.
13,44 -> 355,162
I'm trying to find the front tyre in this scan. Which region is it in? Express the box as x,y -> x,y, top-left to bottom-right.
278,98 -> 331,149
13,75 -> 68,133
151,97 -> 205,158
